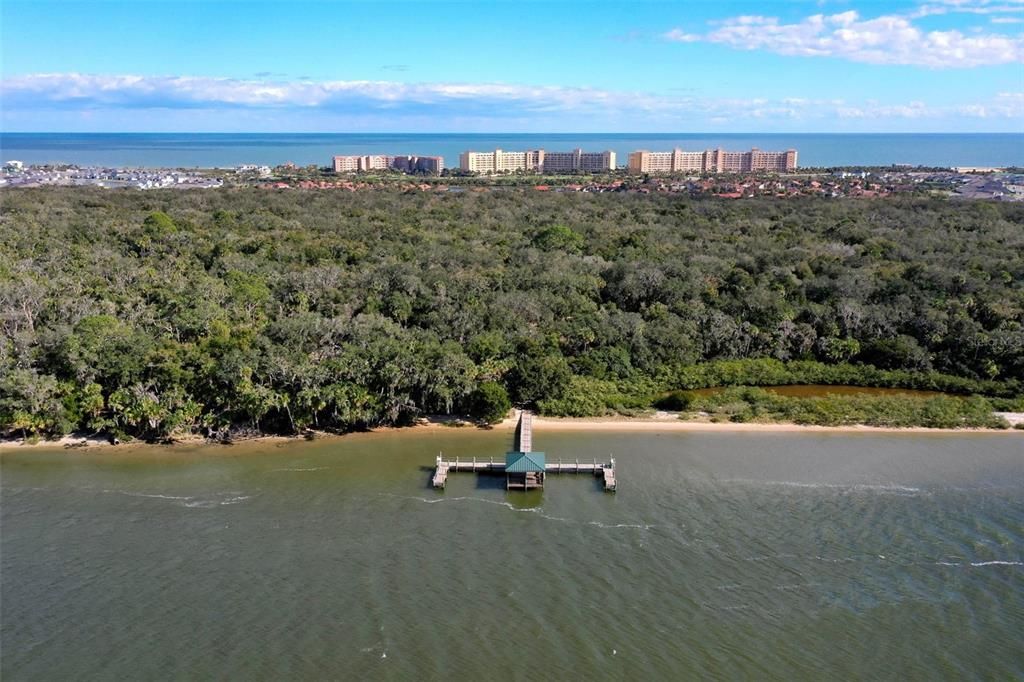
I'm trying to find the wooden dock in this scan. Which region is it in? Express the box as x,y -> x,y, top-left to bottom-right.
431,410 -> 616,492
517,409 -> 532,453
431,454 -> 617,491
430,460 -> 450,488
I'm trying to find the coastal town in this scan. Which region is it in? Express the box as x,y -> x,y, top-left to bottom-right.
0,160 -> 223,189
5,155 -> 1021,201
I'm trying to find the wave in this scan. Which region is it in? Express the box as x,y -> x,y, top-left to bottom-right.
270,466 -> 329,472
380,493 -> 568,520
811,554 -> 861,563
970,560 -> 1022,567
720,479 -> 925,495
103,490 -> 192,501
744,553 -> 798,562
773,481 -> 922,494
380,494 -> 450,505
587,521 -> 656,530
380,493 -> 653,529
749,553 -> 870,564
774,583 -> 818,591
101,488 -> 252,508
184,495 -> 252,508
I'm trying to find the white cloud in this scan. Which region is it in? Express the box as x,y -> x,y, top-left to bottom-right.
836,93 -> 1023,118
836,101 -> 930,118
663,28 -> 701,42
0,73 -> 631,116
911,0 -> 1024,18
665,9 -> 1024,67
987,90 -> 1024,115
1,73 -> 1021,130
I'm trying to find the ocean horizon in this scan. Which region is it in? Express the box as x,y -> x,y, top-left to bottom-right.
2,132 -> 1022,169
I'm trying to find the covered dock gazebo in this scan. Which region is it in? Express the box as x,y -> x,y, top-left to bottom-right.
505,451 -> 546,490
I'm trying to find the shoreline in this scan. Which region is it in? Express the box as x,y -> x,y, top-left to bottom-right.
533,417 -> 1022,434
1,412 -> 1019,453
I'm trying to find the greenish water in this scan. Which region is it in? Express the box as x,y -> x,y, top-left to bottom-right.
3,430 -> 1022,680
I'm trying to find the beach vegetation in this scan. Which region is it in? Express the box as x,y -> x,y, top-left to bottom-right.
1,188 -> 1021,439
683,387 -> 1010,429
470,381 -> 511,424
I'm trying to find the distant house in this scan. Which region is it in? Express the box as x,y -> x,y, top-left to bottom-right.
236,164 -> 272,177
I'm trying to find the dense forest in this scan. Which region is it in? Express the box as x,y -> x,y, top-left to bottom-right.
1,187 -> 1022,440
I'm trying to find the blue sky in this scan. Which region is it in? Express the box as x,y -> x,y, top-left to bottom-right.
1,0 -> 1022,132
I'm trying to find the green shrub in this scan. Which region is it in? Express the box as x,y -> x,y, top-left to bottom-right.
654,390 -> 695,411
687,386 -> 1007,429
667,359 -> 1018,398
469,381 -> 511,424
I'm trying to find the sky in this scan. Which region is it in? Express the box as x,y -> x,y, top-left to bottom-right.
1,0 -> 1023,132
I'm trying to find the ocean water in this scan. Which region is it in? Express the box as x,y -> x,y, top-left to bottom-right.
1,132 -> 1022,169
2,429 -> 1022,679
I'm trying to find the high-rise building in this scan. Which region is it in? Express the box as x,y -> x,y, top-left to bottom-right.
627,148 -> 797,174
332,155 -> 363,173
332,154 -> 444,175
459,148 -> 616,174
540,148 -> 617,173
459,149 -> 540,173
389,155 -> 444,175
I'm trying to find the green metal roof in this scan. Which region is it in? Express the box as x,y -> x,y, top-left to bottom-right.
505,451 -> 546,473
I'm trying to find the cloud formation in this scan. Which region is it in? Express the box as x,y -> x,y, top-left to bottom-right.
665,8 -> 1024,67
0,73 -> 624,116
663,29 -> 700,43
1,73 -> 1020,130
911,0 -> 1024,18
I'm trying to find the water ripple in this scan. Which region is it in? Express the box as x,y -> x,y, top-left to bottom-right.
269,466 -> 330,472
99,489 -> 252,508
720,479 -> 927,496
378,493 -> 655,530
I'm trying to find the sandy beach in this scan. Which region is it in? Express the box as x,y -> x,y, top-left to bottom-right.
2,410 -> 1019,453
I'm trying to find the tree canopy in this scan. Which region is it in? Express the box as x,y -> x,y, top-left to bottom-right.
1,187 -> 1021,439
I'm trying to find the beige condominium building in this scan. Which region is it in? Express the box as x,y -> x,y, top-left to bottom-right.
459,148 -> 616,174
628,148 -> 797,174
332,154 -> 444,175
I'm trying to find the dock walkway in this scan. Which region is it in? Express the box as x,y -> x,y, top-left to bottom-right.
431,410 -> 616,492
